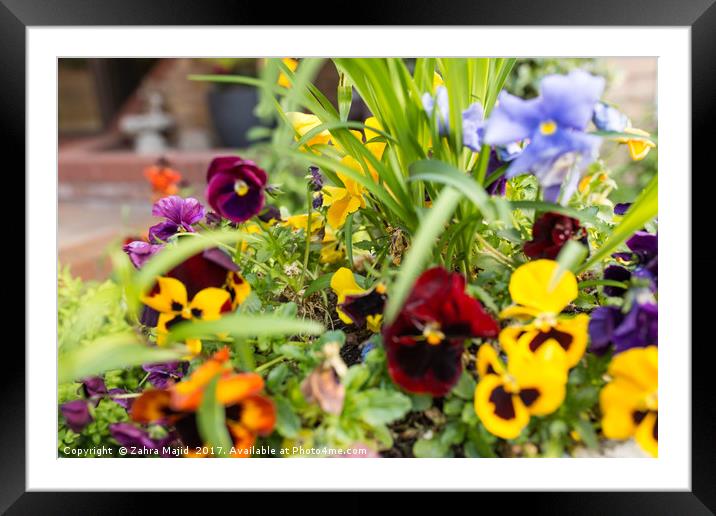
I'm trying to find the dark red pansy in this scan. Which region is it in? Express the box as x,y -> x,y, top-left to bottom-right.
206,156 -> 268,224
382,267 -> 499,397
523,212 -> 586,260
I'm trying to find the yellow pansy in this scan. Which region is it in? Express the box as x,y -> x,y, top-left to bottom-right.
332,117 -> 386,182
240,222 -> 263,253
474,343 -> 568,439
600,346 -> 658,457
322,157 -> 367,229
285,112 -> 332,148
142,277 -> 230,357
320,225 -> 345,264
329,267 -> 365,324
617,127 -> 656,161
501,259 -> 578,320
277,58 -> 298,88
226,271 -> 251,310
282,212 -> 324,234
499,260 -> 587,369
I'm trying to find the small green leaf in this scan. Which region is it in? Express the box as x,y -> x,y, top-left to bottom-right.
353,389 -> 411,426
413,437 -> 453,458
451,372 -> 477,400
275,397 -> 301,438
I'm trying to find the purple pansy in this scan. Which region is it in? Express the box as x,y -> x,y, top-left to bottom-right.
462,102 -> 486,152
422,86 -> 450,136
485,70 -> 605,203
148,196 -> 205,243
61,399 -> 93,433
109,423 -> 177,457
614,202 -> 631,215
206,156 -> 268,224
592,101 -> 629,133
123,241 -> 163,269
258,205 -> 282,224
82,376 -> 107,404
589,300 -> 658,355
142,361 -> 189,389
603,264 -> 632,297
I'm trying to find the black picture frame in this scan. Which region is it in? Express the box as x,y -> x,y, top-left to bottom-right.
5,0 -> 712,512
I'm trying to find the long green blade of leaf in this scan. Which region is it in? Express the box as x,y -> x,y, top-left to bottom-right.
169,314 -> 324,342
196,374 -> 233,456
384,187 -> 463,324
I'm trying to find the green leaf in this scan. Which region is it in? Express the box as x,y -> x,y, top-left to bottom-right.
196,374 -> 233,456
413,437 -> 453,458
451,372 -> 477,400
579,174 -> 657,273
303,273 -> 333,298
410,160 -> 496,221
553,240 -> 589,289
58,333 -> 186,384
409,393 -> 432,412
573,419 -> 599,450
353,389 -> 411,426
509,200 -> 599,225
384,186 -> 463,323
275,397 -> 301,438
168,314 -> 324,343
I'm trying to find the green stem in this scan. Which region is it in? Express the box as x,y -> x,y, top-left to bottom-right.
299,184 -> 313,290
255,355 -> 288,373
474,144 -> 491,186
578,279 -> 628,290
473,232 -> 515,269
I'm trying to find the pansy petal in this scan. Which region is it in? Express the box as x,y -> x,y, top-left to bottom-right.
508,259 -> 577,315
216,373 -> 265,406
607,346 -> 658,393
190,287 -> 231,320
634,412 -> 658,457
142,277 -> 188,313
238,395 -> 276,435
539,69 -> 605,130
476,344 -> 505,377
474,375 -> 530,439
484,91 -> 541,145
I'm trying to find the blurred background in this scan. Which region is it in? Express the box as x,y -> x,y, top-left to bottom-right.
58,57 -> 657,280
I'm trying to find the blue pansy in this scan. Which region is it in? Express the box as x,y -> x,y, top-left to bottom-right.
592,101 -> 629,132
462,101 -> 485,151
422,86 -> 450,136
484,70 -> 605,203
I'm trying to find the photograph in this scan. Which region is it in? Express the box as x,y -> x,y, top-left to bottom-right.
56,56 -> 659,460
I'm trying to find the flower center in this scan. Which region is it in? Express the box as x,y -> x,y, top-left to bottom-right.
645,392 -> 658,411
234,180 -> 250,197
181,307 -> 193,320
533,312 -> 557,332
502,374 -> 520,393
539,120 -> 557,135
423,322 -> 445,346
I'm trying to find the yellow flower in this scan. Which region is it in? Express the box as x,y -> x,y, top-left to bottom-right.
332,117 -> 386,182
600,346 -> 658,457
474,344 -> 568,439
226,271 -> 251,310
329,267 -> 365,324
322,157 -> 367,229
285,112 -> 331,148
320,225 -> 345,264
617,127 -> 656,161
499,260 -> 587,369
239,222 -> 263,253
282,212 -> 324,233
277,58 -> 298,88
142,277 -> 230,357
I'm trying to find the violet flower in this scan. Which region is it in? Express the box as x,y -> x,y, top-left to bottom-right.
123,241 -> 163,269
589,300 -> 658,355
108,388 -> 134,410
148,196 -> 205,243
142,361 -> 189,389
485,70 -> 605,203
109,423 -> 177,457
61,400 -> 93,433
422,86 -> 450,136
592,101 -> 629,133
462,101 -> 486,152
206,156 -> 268,223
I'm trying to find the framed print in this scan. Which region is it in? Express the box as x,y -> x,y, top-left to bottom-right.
5,0 -> 714,512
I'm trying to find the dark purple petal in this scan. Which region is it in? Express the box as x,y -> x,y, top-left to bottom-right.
309,166 -> 324,191
259,205 -> 282,223
142,361 -> 189,389
61,400 -> 93,433
603,265 -> 632,297
626,231 -> 658,262
614,202 -> 631,215
148,221 -> 181,243
202,247 -> 239,272
206,160 -> 267,224
613,302 -> 658,353
588,306 -> 623,355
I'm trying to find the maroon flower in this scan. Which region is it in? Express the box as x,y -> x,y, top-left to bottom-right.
523,212 -> 586,260
206,156 -> 267,223
382,267 -> 499,397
